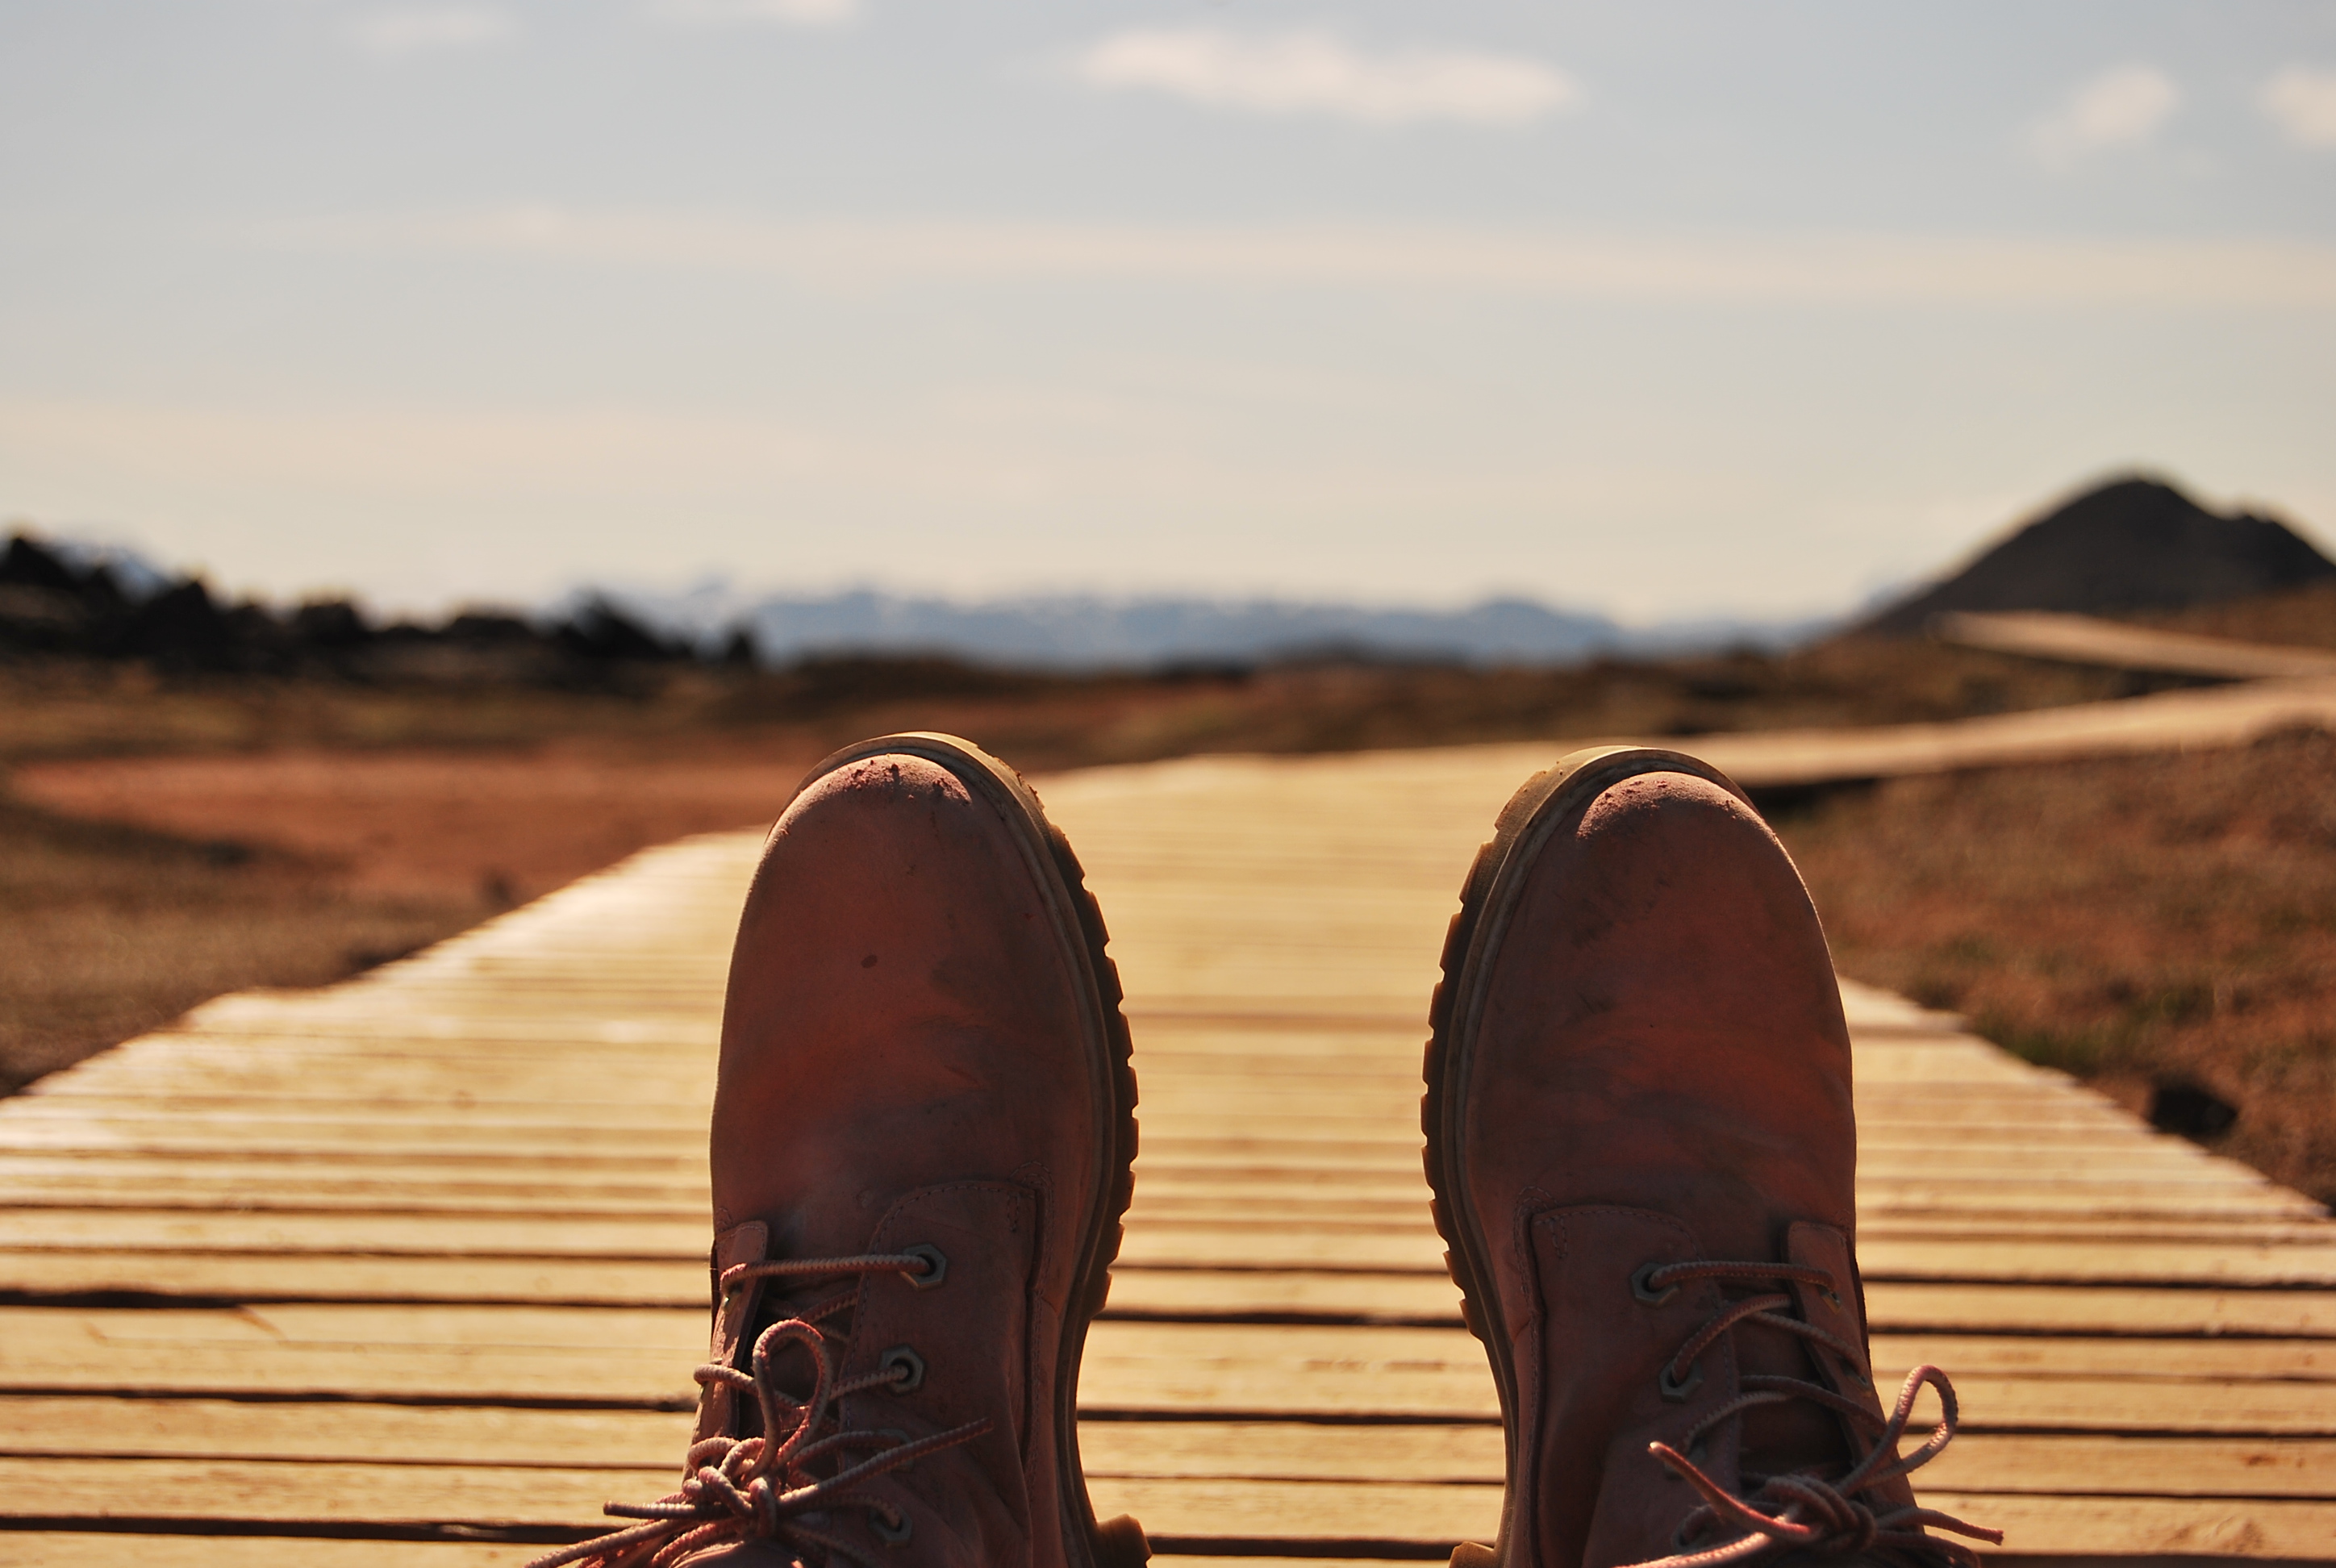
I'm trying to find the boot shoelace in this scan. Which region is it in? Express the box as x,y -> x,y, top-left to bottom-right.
528,1250 -> 988,1568
1621,1259 -> 2002,1568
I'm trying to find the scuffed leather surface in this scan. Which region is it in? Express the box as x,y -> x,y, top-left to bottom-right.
1462,774 -> 1856,1254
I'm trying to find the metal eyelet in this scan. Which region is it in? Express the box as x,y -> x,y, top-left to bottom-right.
1630,1262 -> 1679,1306
880,1345 -> 926,1394
872,1508 -> 913,1545
902,1244 -> 947,1290
1658,1360 -> 1704,1402
1821,1287 -> 1843,1312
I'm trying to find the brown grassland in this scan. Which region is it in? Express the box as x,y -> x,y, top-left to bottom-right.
4,590 -> 2334,1202
1778,728 -> 2336,1203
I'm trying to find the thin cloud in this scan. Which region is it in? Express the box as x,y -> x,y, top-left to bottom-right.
2030,63 -> 2180,167
2262,65 -> 2336,148
648,0 -> 860,28
352,7 -> 518,58
253,209 -> 2336,309
1072,27 -> 1575,127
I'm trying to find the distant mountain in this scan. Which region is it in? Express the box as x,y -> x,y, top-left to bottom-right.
44,536 -> 177,603
736,591 -> 1627,668
578,584 -> 1833,670
5,523 -> 1827,676
1863,477 -> 2336,636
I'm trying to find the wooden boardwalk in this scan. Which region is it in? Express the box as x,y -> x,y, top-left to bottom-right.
1676,677 -> 2336,794
1931,611 -> 2336,683
3,744 -> 2333,1565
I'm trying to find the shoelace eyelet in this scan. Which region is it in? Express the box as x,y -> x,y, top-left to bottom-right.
872,1508 -> 913,1545
1658,1360 -> 1704,1402
880,1345 -> 926,1394
1630,1261 -> 1680,1307
902,1244 -> 948,1290
529,1257 -> 999,1568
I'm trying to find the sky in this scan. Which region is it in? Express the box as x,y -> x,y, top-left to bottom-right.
2,2 -> 2334,622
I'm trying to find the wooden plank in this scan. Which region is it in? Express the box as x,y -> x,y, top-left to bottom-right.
1095,1478 -> 2336,1558
0,1028 -> 2116,1082
0,1456 -> 653,1530
5,1403 -> 2331,1516
1865,1282 -> 2336,1340
0,1145 -> 707,1174
0,1121 -> 720,1157
11,1204 -> 2330,1267
10,1312 -> 2333,1430
1870,1332 -> 2336,1380
1143,1139 -> 2250,1180
1108,1269 -> 2336,1339
1082,1426 -> 2336,1500
5,1068 -> 2170,1143
0,1250 -> 705,1306
8,1162 -> 2313,1229
23,1399 -> 2321,1504
0,1173 -> 713,1217
1908,1491 -> 2336,1562
0,1396 -> 687,1467
1850,1236 -> 2336,1288
0,1211 -> 710,1257
6,1157 -> 2296,1207
1932,609 -> 2336,682
11,1248 -> 2332,1351
25,1065 -> 720,1107
1,1540 -> 544,1568
1923,1433 -> 2336,1500
20,1111 -> 2266,1181
15,1215 -> 2330,1294
0,1131 -> 2271,1198
29,1075 -> 2180,1138
1114,1226 -> 2336,1286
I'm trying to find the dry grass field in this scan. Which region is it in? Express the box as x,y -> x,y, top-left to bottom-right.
2,619 -> 2331,1210
0,799 -> 478,1095
1780,727 -> 2336,1204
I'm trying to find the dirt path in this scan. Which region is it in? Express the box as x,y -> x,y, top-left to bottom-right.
0,738 -> 831,1093
10,740 -> 827,907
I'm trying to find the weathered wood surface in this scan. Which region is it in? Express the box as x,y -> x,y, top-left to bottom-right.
1933,611 -> 2336,682
3,744 -> 2332,1563
1687,677 -> 2336,790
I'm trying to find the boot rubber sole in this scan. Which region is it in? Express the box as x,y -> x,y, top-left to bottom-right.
1419,744 -> 1750,1566
799,733 -> 1147,1568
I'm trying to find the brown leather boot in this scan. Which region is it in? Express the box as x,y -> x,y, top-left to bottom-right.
1424,748 -> 1997,1568
536,734 -> 1148,1568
